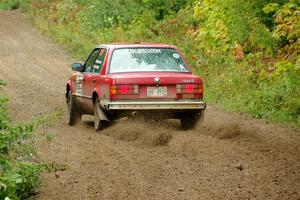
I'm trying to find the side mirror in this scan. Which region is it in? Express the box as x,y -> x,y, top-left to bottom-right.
71,63 -> 83,71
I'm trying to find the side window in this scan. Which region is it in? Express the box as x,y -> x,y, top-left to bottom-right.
92,48 -> 107,74
84,49 -> 100,73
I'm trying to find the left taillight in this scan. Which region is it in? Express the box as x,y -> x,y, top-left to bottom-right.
110,84 -> 139,95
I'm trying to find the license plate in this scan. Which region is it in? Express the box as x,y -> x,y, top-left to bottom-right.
147,87 -> 167,97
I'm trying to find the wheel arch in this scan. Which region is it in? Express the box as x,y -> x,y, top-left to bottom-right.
92,92 -> 98,104
92,88 -> 102,104
66,80 -> 74,98
66,84 -> 70,100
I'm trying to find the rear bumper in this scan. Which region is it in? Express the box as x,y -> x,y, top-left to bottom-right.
102,100 -> 206,110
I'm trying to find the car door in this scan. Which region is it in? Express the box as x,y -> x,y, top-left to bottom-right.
83,48 -> 108,111
80,48 -> 100,112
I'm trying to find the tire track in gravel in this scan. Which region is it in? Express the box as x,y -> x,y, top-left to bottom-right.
1,10 -> 299,200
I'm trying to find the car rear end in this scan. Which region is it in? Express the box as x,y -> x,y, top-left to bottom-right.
101,45 -> 206,129
105,72 -> 205,110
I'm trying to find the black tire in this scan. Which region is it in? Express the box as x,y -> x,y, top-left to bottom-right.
67,91 -> 81,126
94,97 -> 104,131
180,112 -> 201,130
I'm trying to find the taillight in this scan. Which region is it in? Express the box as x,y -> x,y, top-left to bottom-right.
133,85 -> 139,94
197,83 -> 203,94
120,85 -> 128,93
110,85 -> 117,94
110,84 -> 139,95
176,83 -> 203,99
187,84 -> 194,93
176,84 -> 181,93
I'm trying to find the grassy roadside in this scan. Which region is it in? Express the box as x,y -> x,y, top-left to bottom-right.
0,79 -> 64,199
0,0 -> 19,10
0,80 -> 39,199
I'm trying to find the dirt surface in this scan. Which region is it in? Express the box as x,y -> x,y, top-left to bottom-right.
1,10 -> 300,200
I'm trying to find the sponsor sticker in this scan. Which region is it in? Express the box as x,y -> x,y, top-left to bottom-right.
75,76 -> 83,95
129,49 -> 161,54
179,64 -> 186,71
93,64 -> 100,70
173,53 -> 180,59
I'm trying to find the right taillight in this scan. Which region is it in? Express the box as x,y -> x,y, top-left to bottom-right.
187,84 -> 194,93
197,83 -> 203,94
176,83 -> 203,99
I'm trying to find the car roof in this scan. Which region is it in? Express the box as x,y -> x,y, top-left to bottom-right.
95,42 -> 176,49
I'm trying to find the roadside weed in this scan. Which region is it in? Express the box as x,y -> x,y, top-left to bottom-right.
0,80 -> 64,199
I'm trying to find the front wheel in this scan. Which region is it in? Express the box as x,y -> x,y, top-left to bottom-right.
94,97 -> 104,131
67,91 -> 81,126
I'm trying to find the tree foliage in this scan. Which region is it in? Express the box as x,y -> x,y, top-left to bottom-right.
21,0 -> 300,125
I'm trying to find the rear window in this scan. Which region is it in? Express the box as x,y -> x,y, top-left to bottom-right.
109,48 -> 190,73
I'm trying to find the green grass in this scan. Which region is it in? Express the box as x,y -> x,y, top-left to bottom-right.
40,161 -> 68,173
0,0 -> 19,10
0,80 -> 64,199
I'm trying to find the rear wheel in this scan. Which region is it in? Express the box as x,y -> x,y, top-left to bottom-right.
180,112 -> 202,130
94,97 -> 104,131
67,91 -> 81,126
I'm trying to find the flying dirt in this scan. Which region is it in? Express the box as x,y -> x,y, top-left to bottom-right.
0,10 -> 299,200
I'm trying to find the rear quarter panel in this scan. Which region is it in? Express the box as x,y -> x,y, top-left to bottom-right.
67,73 -> 78,94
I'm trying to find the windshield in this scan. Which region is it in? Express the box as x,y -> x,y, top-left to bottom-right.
109,48 -> 190,73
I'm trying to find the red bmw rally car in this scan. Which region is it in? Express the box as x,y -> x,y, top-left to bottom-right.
66,43 -> 206,130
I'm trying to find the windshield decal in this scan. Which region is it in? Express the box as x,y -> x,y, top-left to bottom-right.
179,64 -> 186,71
129,49 -> 161,54
173,53 -> 180,59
